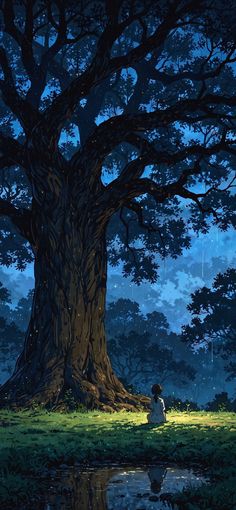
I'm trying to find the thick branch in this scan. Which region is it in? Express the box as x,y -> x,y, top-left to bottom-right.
3,0 -> 37,77
35,0 -> 188,144
134,49 -> 236,87
2,0 -> 67,108
100,151 -> 236,220
0,134 -> 26,170
71,92 -> 236,181
0,198 -> 33,244
0,46 -> 41,131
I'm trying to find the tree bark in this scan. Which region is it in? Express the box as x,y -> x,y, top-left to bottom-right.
0,189 -> 149,411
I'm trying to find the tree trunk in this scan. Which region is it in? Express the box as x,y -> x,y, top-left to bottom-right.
0,197 -> 149,411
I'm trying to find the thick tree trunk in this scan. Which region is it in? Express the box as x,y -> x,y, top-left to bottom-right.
0,200 -> 149,411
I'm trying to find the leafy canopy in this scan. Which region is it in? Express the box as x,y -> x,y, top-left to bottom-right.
0,0 -> 235,282
182,268 -> 236,379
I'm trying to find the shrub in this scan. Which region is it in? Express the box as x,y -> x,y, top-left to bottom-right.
205,392 -> 234,412
164,395 -> 199,412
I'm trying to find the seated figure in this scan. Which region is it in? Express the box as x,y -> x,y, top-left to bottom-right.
147,383 -> 167,424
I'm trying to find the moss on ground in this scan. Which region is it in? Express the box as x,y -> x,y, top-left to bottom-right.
0,409 -> 235,508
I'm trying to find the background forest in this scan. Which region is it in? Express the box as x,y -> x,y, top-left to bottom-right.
1,255 -> 235,408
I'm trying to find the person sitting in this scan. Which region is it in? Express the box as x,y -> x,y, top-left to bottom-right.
147,383 -> 167,424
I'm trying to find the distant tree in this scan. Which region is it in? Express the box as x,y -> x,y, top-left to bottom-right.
107,298 -> 172,342
182,268 -> 236,380
0,316 -> 24,375
144,343 -> 196,387
106,298 -> 145,337
107,298 -> 196,389
108,330 -> 151,385
0,281 -> 12,320
0,281 -> 11,303
10,289 -> 34,332
108,329 -> 195,389
145,310 -> 170,348
0,281 -> 24,374
205,391 -> 233,411
106,298 -> 198,365
164,395 -> 199,411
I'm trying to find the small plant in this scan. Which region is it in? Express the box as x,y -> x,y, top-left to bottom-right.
63,389 -> 78,411
165,395 -> 199,412
63,389 -> 88,412
30,400 -> 47,412
76,403 -> 88,413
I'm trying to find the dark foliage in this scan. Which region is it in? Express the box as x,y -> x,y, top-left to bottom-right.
205,391 -> 236,412
182,268 -> 236,379
107,298 -> 196,389
0,0 -> 235,279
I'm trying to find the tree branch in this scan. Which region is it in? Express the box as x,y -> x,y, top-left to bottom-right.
70,92 -> 236,182
134,48 -> 236,87
101,133 -> 235,207
126,200 -> 167,257
119,206 -> 146,271
34,0 -> 187,145
2,0 -> 37,78
176,175 -> 236,223
0,46 -> 41,131
99,144 -> 236,229
0,134 -> 26,170
0,198 -> 33,244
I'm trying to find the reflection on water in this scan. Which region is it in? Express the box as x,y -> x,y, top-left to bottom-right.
43,464 -> 206,510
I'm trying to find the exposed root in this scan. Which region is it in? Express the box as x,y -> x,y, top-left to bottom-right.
0,371 -> 150,412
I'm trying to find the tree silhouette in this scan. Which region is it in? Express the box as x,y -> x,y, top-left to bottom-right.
0,0 -> 235,408
10,289 -> 34,332
182,268 -> 236,380
108,330 -> 195,389
0,281 -> 24,375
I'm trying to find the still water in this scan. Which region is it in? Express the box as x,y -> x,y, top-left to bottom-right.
43,464 -> 206,510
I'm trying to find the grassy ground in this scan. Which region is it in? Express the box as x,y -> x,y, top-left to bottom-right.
0,409 -> 236,508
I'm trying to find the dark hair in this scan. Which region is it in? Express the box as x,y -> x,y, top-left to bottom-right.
152,384 -> 163,402
151,480 -> 162,494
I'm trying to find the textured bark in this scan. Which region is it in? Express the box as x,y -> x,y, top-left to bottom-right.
0,176 -> 149,411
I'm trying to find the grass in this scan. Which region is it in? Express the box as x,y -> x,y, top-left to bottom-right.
0,409 -> 235,508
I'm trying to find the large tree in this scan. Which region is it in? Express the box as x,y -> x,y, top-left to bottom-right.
0,0 -> 235,410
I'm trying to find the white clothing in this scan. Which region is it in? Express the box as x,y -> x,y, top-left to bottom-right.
147,396 -> 166,424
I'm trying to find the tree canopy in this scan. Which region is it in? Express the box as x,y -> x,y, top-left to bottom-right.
0,0 -> 236,283
0,0 -> 236,410
182,268 -> 236,379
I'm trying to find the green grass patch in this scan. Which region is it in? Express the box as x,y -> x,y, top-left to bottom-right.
0,409 -> 235,508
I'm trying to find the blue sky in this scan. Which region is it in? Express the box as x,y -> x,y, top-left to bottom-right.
1,224 -> 235,332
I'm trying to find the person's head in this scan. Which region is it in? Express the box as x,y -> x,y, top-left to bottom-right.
152,383 -> 163,397
151,480 -> 162,494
